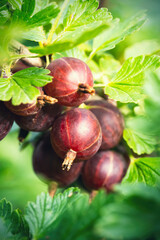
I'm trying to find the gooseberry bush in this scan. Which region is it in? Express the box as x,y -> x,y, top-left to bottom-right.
1,0 -> 160,239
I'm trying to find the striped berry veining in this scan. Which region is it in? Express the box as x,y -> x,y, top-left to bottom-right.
86,100 -> 124,150
44,57 -> 95,106
50,108 -> 102,170
82,150 -> 128,191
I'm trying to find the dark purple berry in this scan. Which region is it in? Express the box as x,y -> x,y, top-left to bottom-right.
50,108 -> 102,170
44,57 -> 95,106
82,150 -> 129,192
15,103 -> 62,132
33,134 -> 83,187
4,88 -> 45,116
0,101 -> 14,140
86,100 -> 124,150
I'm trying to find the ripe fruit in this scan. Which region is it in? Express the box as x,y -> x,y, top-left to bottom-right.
0,101 -> 14,141
44,57 -> 95,106
50,108 -> 102,170
82,150 -> 128,191
85,100 -> 124,150
33,134 -> 83,187
15,103 -> 62,132
4,83 -> 44,116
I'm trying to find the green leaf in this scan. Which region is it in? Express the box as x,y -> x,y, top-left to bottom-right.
96,183 -> 160,240
123,157 -> 160,186
127,72 -> 160,136
63,0 -> 103,28
92,53 -> 121,84
125,40 -> 160,59
0,199 -> 13,239
0,0 -> 7,8
11,0 -> 35,24
0,68 -> 52,105
105,55 -> 160,103
0,5 -> 10,25
0,199 -> 30,240
11,2 -> 59,31
29,0 -> 112,55
33,0 -> 49,14
10,209 -> 30,240
0,198 -> 12,224
144,71 -> 160,103
25,188 -> 81,239
123,128 -> 157,155
53,47 -> 87,62
46,190 -> 109,240
27,3 -> 59,28
8,0 -> 22,10
21,0 -> 35,19
91,11 -> 146,58
22,27 -> 46,42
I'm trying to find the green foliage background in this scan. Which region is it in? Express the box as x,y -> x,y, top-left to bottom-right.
0,129 -> 47,210
0,0 -> 160,239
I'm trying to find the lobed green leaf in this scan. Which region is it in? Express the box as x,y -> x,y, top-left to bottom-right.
29,0 -> 112,55
21,0 -> 35,20
11,1 -> 59,42
21,27 -> 46,42
91,11 -> 147,57
33,0 -> 49,14
123,157 -> 160,187
0,5 -> 10,25
25,188 -> 81,239
105,55 -> 160,103
0,68 -> 52,105
123,128 -> 157,155
0,199 -> 30,240
8,0 -> 22,10
27,3 -> 59,28
127,72 -> 160,136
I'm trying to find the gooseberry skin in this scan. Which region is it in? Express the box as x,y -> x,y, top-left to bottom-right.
33,134 -> 83,187
82,150 -> 128,191
15,103 -> 62,132
0,101 -> 14,141
44,57 -> 94,106
5,87 -> 44,116
50,108 -> 102,162
85,100 -> 124,150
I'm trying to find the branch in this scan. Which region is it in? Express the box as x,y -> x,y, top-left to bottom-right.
9,41 -> 44,68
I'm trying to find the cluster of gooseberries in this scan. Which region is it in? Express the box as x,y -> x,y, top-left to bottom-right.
1,57 -> 129,193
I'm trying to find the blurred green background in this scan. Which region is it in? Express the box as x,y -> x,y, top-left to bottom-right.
107,0 -> 160,60
0,126 -> 46,210
0,0 -> 160,210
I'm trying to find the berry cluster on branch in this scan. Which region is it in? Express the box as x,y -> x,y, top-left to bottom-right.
0,57 -> 129,194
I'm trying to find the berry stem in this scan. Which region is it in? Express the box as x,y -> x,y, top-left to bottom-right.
37,95 -> 58,107
78,83 -> 95,95
62,149 -> 77,171
89,190 -> 98,203
18,128 -> 29,143
45,55 -> 50,67
48,182 -> 58,198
